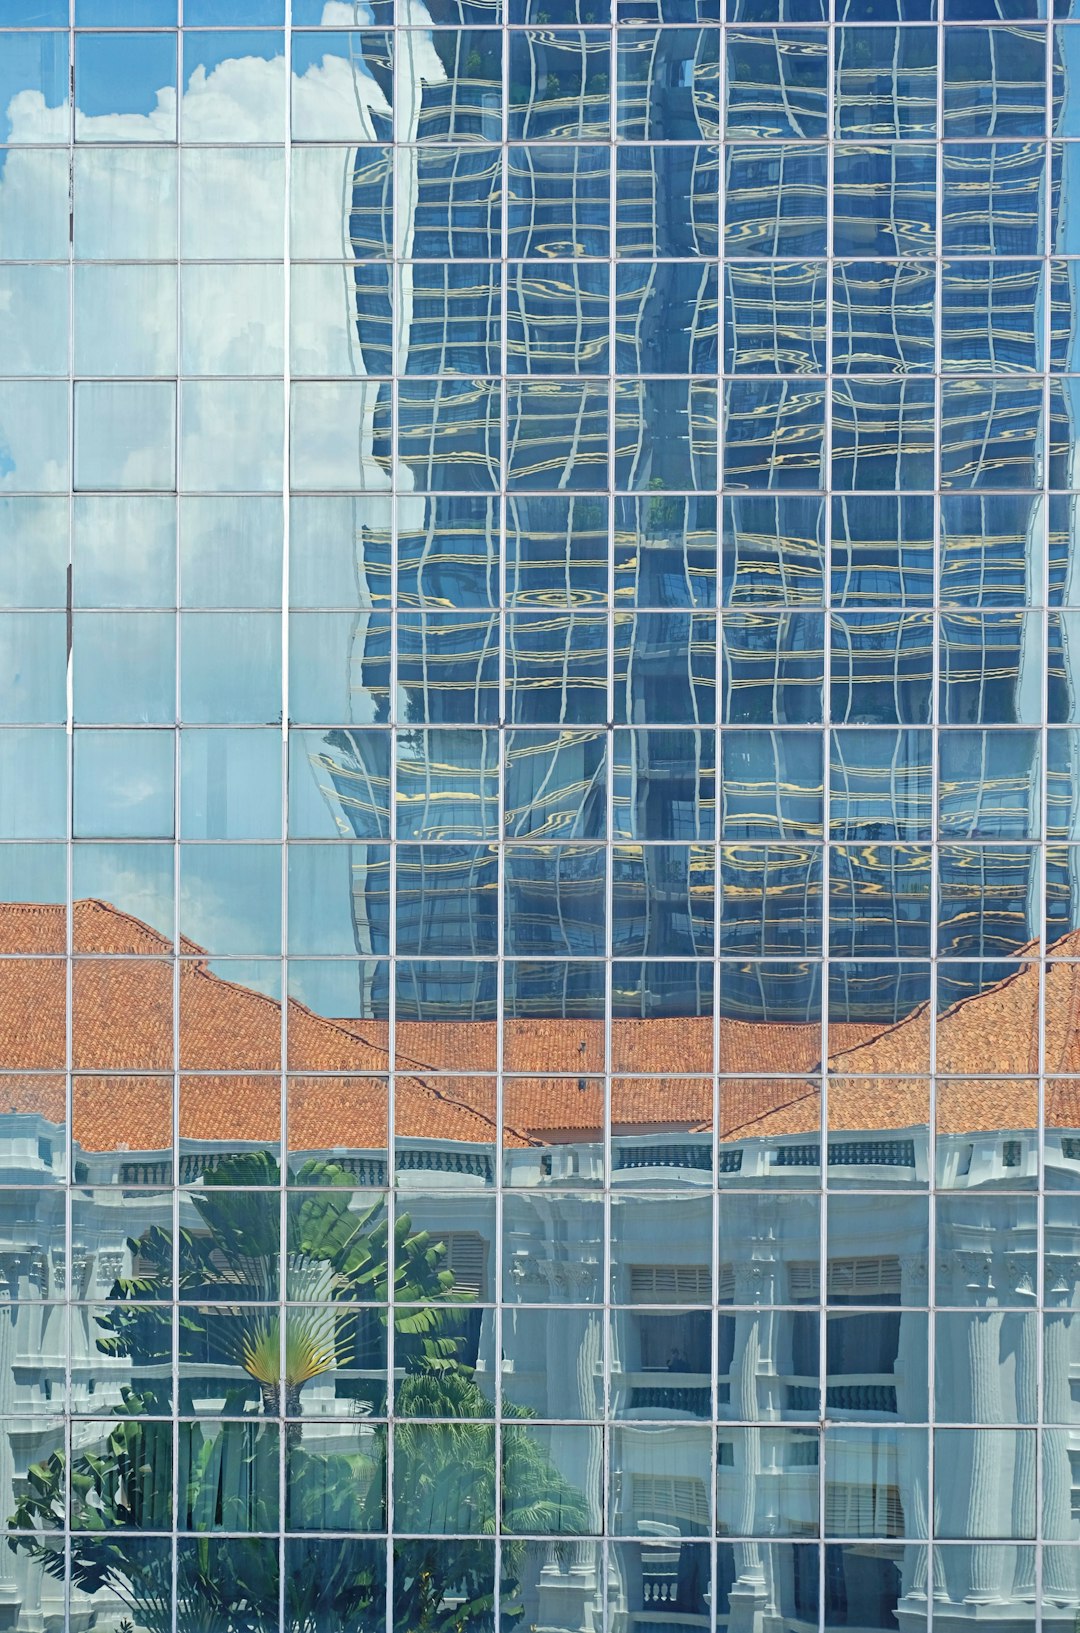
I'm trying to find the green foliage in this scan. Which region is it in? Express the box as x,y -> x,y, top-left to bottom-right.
178,1419 -> 279,1536
94,1153 -> 462,1413
286,1537 -> 385,1633
644,477 -> 683,530
392,1367 -> 590,1537
9,1154 -> 588,1632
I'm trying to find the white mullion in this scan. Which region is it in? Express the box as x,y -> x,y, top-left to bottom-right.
385,4 -> 403,1624
604,12 -> 617,1618
65,0 -> 77,1628
494,0 -> 510,1615
1036,16 -> 1054,1631
279,0 -> 294,1625
926,8 -> 944,1624
170,1 -> 184,1619
818,3 -> 835,1621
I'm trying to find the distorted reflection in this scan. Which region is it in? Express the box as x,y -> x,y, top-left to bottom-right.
0,3 -> 1077,1632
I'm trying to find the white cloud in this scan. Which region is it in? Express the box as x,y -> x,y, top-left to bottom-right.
179,846 -> 282,959
0,144 -> 69,259
289,263 -> 367,377
180,382 -> 285,495
74,147 -> 179,260
181,263 -> 285,376
292,50 -> 390,142
181,145 -> 285,259
73,497 -> 176,607
181,56 -> 286,143
4,88 -> 67,145
0,266 -> 67,377
74,86 -> 176,144
290,382 -> 390,494
0,383 -> 68,494
316,3 -> 380,22
0,31 -> 447,642
73,849 -> 175,942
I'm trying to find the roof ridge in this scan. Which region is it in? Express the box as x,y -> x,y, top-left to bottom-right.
396,1070 -> 537,1145
69,898 -> 209,957
934,947 -> 1040,1028
825,999 -> 932,1066
184,959 -> 397,1063
719,1083 -> 819,1141
1022,926 -> 1080,960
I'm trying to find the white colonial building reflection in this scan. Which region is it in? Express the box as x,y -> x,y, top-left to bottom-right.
0,1085 -> 1072,1633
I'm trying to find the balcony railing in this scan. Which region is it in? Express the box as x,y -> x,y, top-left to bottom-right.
397,1148 -> 494,1182
784,1375 -> 898,1414
615,1143 -> 714,1173
627,1378 -> 712,1417
641,1570 -> 709,1620
119,1160 -> 172,1185
625,1374 -> 712,1417
825,1381 -> 897,1413
773,1140 -> 915,1170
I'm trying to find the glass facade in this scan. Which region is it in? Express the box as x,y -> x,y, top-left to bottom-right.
1,0 -> 1080,1628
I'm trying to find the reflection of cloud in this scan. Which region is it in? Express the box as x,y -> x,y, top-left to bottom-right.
182,58 -> 286,142
204,958 -> 281,1001
74,87 -> 176,143
73,854 -> 174,943
0,144 -> 68,258
0,273 -> 70,410
74,497 -> 175,606
180,146 -> 284,259
74,383 -> 175,493
286,957 -> 367,1020
290,382 -> 390,493
181,264 -> 285,376
315,3 -> 380,21
293,51 -> 390,141
180,847 -> 282,958
290,263 -> 365,375
181,381 -> 285,494
3,89 -> 67,144
0,45 -> 438,493
0,383 -> 67,494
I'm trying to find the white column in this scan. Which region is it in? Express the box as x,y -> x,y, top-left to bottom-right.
724,1261 -> 777,1632
897,1255 -> 930,1607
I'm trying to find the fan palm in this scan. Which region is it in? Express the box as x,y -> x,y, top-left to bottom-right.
93,1151 -> 461,1431
9,1152 -> 590,1632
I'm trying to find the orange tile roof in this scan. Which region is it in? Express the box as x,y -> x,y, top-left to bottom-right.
75,1075 -> 172,1152
0,902 -> 1073,1152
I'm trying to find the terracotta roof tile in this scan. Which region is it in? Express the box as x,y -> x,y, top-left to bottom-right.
718,1078 -> 821,1140
935,1077 -> 1036,1136
288,1077 -> 386,1155
0,902 -> 66,956
0,958 -> 66,1069
0,903 -> 1075,1152
180,1076 -> 280,1146
0,1074 -> 64,1124
1047,1078 -> 1080,1129
74,1076 -> 172,1153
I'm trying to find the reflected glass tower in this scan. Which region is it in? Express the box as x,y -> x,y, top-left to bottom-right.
1,2 -> 1080,1631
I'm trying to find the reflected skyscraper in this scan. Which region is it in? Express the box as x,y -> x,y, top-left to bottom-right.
1,3 -> 1080,1632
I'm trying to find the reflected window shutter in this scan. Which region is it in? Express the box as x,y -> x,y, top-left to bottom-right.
631,1475 -> 710,1529
827,1256 -> 902,1298
443,1231 -> 486,1299
789,1263 -> 820,1302
629,1265 -> 711,1303
824,1483 -> 904,1537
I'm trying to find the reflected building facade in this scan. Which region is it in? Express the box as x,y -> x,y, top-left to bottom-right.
2,2 -> 1080,1631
